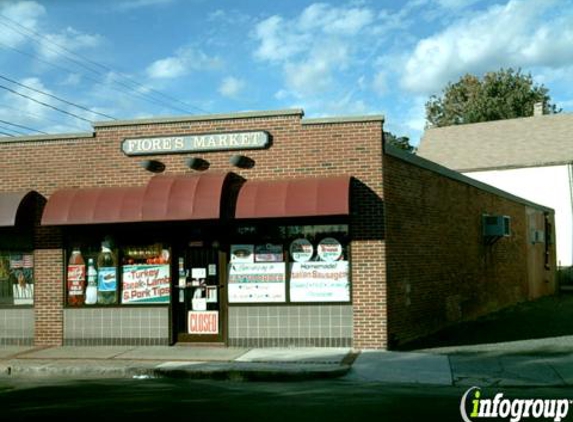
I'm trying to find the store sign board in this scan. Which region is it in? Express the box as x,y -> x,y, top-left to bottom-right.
290,261 -> 350,302
228,262 -> 286,303
121,131 -> 270,156
122,264 -> 170,304
188,311 -> 219,335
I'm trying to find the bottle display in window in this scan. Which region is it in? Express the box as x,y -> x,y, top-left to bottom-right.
67,247 -> 86,306
85,258 -> 98,305
97,239 -> 118,305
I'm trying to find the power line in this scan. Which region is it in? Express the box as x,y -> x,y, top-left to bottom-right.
0,131 -> 14,137
0,14 -> 209,114
0,124 -> 24,135
0,118 -> 47,134
0,41 -> 195,116
0,74 -> 116,120
0,83 -> 92,123
0,102 -> 87,131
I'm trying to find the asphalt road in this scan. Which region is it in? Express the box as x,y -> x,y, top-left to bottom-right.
2,378 -> 573,421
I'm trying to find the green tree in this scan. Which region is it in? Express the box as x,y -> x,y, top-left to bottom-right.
384,131 -> 415,152
425,68 -> 561,127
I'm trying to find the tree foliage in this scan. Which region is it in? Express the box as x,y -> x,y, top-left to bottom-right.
425,68 -> 560,127
384,131 -> 415,153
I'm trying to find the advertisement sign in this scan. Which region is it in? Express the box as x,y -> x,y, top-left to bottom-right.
255,244 -> 283,262
67,264 -> 85,297
290,238 -> 314,262
122,264 -> 170,304
290,261 -> 350,302
230,244 -> 254,263
317,238 -> 343,262
228,262 -> 286,303
98,267 -> 117,292
3,253 -> 34,306
188,311 -> 219,335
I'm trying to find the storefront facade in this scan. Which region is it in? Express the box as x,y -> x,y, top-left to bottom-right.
0,109 -> 556,349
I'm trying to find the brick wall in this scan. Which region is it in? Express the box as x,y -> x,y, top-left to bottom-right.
1,111 -> 387,348
383,149 -> 541,346
34,248 -> 63,346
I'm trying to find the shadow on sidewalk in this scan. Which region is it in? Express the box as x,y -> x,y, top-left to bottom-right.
398,293 -> 573,353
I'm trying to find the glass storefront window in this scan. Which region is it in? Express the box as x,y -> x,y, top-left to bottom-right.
229,224 -> 350,304
0,251 -> 34,306
65,238 -> 171,307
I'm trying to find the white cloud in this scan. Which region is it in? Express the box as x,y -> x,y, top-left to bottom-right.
402,0 -> 573,94
434,0 -> 481,9
298,3 -> 375,35
218,76 -> 245,98
373,71 -> 388,96
0,1 -> 45,46
38,27 -> 103,59
253,3 -> 377,99
253,15 -> 309,62
114,0 -> 174,12
146,47 -> 221,79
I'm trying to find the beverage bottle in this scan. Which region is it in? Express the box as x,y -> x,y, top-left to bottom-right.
178,257 -> 186,303
85,258 -> 98,305
97,240 -> 118,305
67,247 -> 85,306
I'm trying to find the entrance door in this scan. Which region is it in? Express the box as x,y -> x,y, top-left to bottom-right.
173,245 -> 226,343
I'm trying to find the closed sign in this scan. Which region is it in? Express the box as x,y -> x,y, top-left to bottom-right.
188,311 -> 219,335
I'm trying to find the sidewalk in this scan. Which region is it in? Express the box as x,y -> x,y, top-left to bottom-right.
0,346 -> 354,382
2,339 -> 573,386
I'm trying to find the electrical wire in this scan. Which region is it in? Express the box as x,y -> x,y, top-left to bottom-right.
0,83 -> 92,123
0,41 -> 196,116
0,74 -> 117,120
0,14 -> 208,114
0,102 -> 88,131
0,118 -> 47,134
0,124 -> 24,135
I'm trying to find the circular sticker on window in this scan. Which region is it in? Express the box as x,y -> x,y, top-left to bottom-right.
317,237 -> 343,262
290,238 -> 314,262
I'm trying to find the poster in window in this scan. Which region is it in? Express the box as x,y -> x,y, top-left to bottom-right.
188,311 -> 219,335
230,244 -> 254,263
255,244 -> 283,262
290,261 -> 350,302
122,264 -> 170,304
317,238 -> 343,262
9,254 -> 34,305
290,238 -> 314,262
228,262 -> 286,303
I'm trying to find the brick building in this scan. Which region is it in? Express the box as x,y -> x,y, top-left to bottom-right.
0,109 -> 555,349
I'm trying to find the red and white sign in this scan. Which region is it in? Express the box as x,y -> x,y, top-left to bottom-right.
317,238 -> 343,262
188,311 -> 219,335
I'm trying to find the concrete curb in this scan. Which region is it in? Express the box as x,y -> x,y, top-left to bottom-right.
0,360 -> 351,382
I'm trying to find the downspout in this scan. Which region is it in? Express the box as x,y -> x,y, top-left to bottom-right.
568,163 -> 573,267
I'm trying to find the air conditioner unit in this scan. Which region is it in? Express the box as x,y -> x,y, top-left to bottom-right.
482,215 -> 511,237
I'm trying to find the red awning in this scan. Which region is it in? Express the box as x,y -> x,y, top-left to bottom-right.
0,191 -> 42,227
41,173 -> 229,225
235,176 -> 351,219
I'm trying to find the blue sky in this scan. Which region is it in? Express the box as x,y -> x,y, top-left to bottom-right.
0,0 -> 572,146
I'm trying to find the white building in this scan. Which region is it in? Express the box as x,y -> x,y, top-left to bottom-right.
418,112 -> 573,269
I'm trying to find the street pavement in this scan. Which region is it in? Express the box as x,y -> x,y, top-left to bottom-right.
2,336 -> 573,386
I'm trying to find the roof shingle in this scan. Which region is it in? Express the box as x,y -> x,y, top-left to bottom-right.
418,113 -> 573,171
